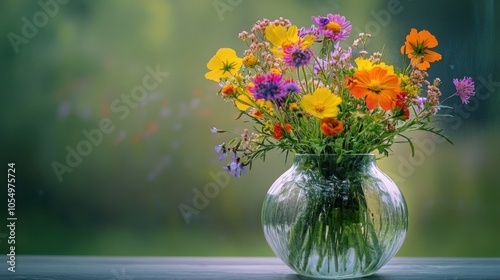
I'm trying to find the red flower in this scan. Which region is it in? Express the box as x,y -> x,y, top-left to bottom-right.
320,118 -> 343,137
221,84 -> 237,95
392,92 -> 410,120
273,123 -> 292,140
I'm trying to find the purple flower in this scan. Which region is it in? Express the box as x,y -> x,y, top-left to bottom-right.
311,14 -> 351,41
313,42 -> 352,74
298,24 -> 319,37
284,80 -> 300,94
331,42 -> 352,63
215,143 -> 227,161
210,127 -> 218,133
413,97 -> 427,111
453,76 -> 475,104
223,154 -> 246,178
283,46 -> 313,68
248,73 -> 289,100
313,57 -> 328,75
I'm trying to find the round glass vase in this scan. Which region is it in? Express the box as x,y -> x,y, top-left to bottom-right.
261,154 -> 408,279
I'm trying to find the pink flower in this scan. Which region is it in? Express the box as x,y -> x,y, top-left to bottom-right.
453,77 -> 475,104
311,14 -> 351,41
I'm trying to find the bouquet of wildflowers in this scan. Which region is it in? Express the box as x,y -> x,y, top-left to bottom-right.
205,14 -> 475,274
206,14 -> 475,178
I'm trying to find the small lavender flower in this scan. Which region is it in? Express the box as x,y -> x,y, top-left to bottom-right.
298,24 -> 319,37
215,143 -> 227,161
313,43 -> 352,74
210,127 -> 218,133
313,58 -> 328,75
453,76 -> 475,104
224,154 -> 247,178
413,97 -> 427,111
330,42 -> 353,69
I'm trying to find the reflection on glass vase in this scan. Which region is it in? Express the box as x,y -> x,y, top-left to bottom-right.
262,154 -> 408,279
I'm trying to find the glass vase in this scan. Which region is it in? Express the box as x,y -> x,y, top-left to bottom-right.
261,154 -> 408,279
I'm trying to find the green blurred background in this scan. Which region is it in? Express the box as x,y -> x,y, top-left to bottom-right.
1,0 -> 499,257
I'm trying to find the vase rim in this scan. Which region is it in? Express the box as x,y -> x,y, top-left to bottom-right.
294,153 -> 375,156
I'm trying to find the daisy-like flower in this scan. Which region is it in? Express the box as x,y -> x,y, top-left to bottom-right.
300,87 -> 342,119
349,66 -> 400,110
453,76 -> 475,104
283,46 -> 313,68
400,28 -> 442,71
320,118 -> 343,136
248,73 -> 298,101
312,14 -> 351,41
205,48 -> 242,82
265,25 -> 315,57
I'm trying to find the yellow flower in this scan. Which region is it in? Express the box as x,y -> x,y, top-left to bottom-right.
355,57 -> 395,75
270,68 -> 281,75
205,48 -> 242,82
354,57 -> 374,71
234,89 -> 273,112
289,103 -> 299,111
242,55 -> 258,67
398,74 -> 419,97
300,87 -> 342,119
265,25 -> 314,57
234,91 -> 254,111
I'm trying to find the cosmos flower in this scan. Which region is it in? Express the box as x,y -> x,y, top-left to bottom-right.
205,48 -> 242,82
312,14 -> 351,41
300,87 -> 342,119
354,57 -> 395,75
349,66 -> 400,110
400,29 -> 442,71
265,25 -> 315,57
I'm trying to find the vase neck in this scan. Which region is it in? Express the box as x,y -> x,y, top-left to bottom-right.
292,154 -> 376,179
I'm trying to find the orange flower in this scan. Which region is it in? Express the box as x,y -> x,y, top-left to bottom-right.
349,66 -> 400,110
400,28 -> 442,70
221,84 -> 237,95
320,118 -> 343,137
